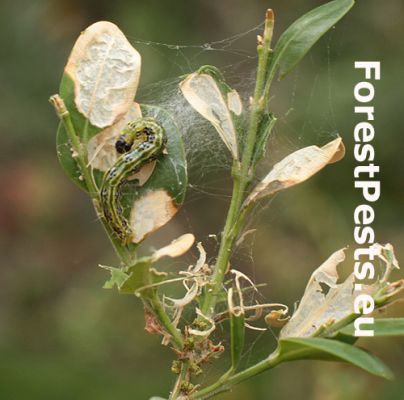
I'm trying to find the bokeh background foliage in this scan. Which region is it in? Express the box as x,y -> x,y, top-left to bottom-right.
0,0 -> 403,399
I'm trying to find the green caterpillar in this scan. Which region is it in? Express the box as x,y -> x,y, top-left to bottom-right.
100,117 -> 166,244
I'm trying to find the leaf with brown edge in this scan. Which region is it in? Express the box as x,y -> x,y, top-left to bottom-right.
280,243 -> 402,340
64,21 -> 141,128
279,247 -> 354,339
245,137 -> 345,206
129,189 -> 177,244
180,72 -> 239,160
152,233 -> 195,261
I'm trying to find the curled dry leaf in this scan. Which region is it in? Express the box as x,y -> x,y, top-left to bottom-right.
265,309 -> 290,328
163,241 -> 210,328
165,283 -> 199,309
180,73 -> 239,160
65,21 -> 141,128
193,242 -> 207,273
152,233 -> 195,261
245,137 -> 345,206
228,288 -> 244,317
230,269 -> 258,311
164,283 -> 200,328
129,189 -> 178,243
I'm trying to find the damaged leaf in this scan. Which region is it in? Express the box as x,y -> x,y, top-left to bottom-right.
280,243 -> 401,339
180,70 -> 239,160
279,247 -> 354,338
152,233 -> 195,261
227,90 -> 243,116
87,102 -> 143,171
245,137 -> 345,206
129,189 -> 178,243
56,22 -> 143,192
64,21 -> 141,128
101,233 -> 194,296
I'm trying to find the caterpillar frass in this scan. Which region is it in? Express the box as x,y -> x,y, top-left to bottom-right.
100,117 -> 167,244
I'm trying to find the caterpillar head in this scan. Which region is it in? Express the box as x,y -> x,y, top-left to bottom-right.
115,135 -> 133,154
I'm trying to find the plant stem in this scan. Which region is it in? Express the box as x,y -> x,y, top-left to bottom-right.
149,294 -> 184,349
192,350 -> 281,399
201,10 -> 274,316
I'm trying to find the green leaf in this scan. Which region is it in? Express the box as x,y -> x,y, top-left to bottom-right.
230,311 -> 245,371
278,337 -> 393,380
339,318 -> 404,338
269,0 -> 354,81
100,265 -> 129,289
101,257 -> 168,300
56,122 -> 89,192
119,257 -> 154,294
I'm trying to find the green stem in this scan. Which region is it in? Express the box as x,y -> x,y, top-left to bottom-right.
193,350 -> 281,399
149,294 -> 183,349
201,10 -> 274,316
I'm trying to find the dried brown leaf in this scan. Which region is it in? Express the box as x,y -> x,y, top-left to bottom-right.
245,137 -> 345,206
280,247 -> 354,338
280,243 -> 401,339
65,21 -> 141,128
152,233 -> 195,261
130,189 -> 177,243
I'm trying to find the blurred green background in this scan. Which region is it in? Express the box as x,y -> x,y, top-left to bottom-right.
1,0 -> 403,399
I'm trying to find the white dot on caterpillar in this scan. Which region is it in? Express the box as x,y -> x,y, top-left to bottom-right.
78,175 -> 84,181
